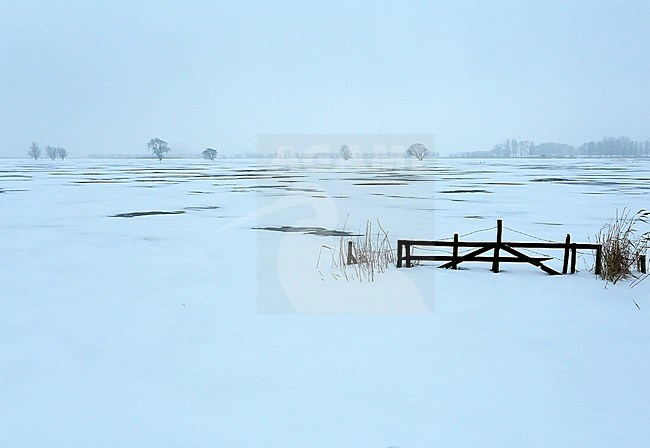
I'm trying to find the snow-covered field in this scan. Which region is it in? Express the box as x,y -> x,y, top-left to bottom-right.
1,158 -> 649,447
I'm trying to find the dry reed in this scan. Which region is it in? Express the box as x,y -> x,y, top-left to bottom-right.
596,208 -> 650,284
317,219 -> 395,282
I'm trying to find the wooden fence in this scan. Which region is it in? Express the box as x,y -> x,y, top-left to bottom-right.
395,219 -> 626,275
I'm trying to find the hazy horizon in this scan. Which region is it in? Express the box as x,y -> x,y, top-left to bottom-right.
2,1 -> 649,157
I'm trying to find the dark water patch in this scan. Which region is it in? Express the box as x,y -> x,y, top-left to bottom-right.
442,176 -> 491,181
255,226 -> 361,237
566,180 -> 633,187
123,169 -> 209,174
142,174 -> 207,180
530,178 -> 572,183
374,176 -> 430,183
111,210 -> 186,218
141,236 -> 163,242
285,187 -> 320,192
378,171 -> 424,177
457,170 -> 501,175
448,199 -> 482,203
86,171 -> 122,176
74,178 -> 130,184
353,182 -> 408,186
465,215 -> 485,219
236,168 -> 293,173
342,177 -> 378,181
486,182 -> 525,186
371,193 -> 429,200
231,185 -> 320,193
344,174 -> 432,183
519,164 -> 563,170
440,189 -> 491,194
188,190 -> 214,194
212,174 -> 304,181
0,174 -> 32,179
133,178 -> 183,183
536,222 -> 563,226
581,166 -> 628,171
232,184 -> 277,190
185,205 -> 220,211
407,207 -> 443,212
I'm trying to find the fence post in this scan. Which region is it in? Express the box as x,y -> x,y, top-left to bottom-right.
562,234 -> 571,274
639,254 -> 647,274
492,219 -> 502,273
570,243 -> 577,274
595,245 -> 602,276
405,243 -> 412,268
347,241 -> 354,265
396,240 -> 403,268
452,233 -> 459,270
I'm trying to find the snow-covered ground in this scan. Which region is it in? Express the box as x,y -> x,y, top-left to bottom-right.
1,158 -> 649,447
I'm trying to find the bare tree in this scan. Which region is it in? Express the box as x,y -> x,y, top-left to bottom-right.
504,139 -> 517,157
28,142 -> 41,160
340,144 -> 352,161
202,147 -> 218,161
148,138 -> 171,161
519,140 -> 534,157
46,146 -> 58,160
57,147 -> 68,160
406,143 -> 429,161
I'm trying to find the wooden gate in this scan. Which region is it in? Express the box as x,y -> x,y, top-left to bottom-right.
396,220 -> 609,275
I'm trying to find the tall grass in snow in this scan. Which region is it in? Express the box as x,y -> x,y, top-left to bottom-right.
318,219 -> 395,282
596,208 -> 650,284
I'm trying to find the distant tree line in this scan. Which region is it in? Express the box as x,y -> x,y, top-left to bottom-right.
451,137 -> 650,158
262,151 -> 428,159
264,143 -> 437,160
146,137 -> 221,161
28,142 -> 68,161
39,137 -> 436,160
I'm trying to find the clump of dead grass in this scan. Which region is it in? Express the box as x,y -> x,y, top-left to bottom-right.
317,219 -> 395,282
596,208 -> 649,284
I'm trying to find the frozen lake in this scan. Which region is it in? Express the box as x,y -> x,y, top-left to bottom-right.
3,158 -> 649,249
1,158 -> 649,447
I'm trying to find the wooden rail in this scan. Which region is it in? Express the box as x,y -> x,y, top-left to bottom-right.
396,219 -> 605,275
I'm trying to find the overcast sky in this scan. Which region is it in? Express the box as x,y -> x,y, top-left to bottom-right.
1,1 -> 649,157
